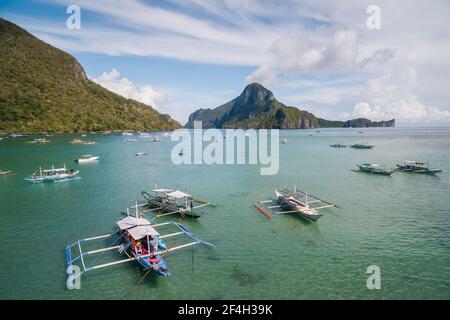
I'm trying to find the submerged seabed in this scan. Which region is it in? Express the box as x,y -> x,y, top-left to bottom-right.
0,127 -> 449,299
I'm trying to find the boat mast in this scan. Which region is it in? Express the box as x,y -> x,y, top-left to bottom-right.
135,201 -> 139,221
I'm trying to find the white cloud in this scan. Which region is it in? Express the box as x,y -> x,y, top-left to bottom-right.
93,69 -> 166,108
246,30 -> 359,84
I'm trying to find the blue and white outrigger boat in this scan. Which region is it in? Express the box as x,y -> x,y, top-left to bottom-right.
24,165 -> 80,183
65,202 -> 215,280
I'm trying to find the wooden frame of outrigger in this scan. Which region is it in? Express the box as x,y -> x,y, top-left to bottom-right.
65,214 -> 215,280
139,186 -> 216,218
253,186 -> 341,220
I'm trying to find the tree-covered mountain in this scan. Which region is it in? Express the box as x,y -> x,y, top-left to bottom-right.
343,118 -> 395,128
186,83 -> 395,129
0,18 -> 180,133
185,83 -> 319,129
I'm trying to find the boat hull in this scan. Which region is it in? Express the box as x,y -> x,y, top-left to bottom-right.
276,192 -> 323,222
75,156 -> 99,163
25,171 -> 80,183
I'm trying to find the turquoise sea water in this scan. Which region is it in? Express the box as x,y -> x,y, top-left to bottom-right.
0,127 -> 449,300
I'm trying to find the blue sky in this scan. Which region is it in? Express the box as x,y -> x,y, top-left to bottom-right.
1,0 -> 450,125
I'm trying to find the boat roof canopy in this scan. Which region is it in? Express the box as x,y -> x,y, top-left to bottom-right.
116,216 -> 151,230
167,190 -> 191,199
152,188 -> 173,193
405,160 -> 426,164
127,225 -> 160,240
42,168 -> 67,173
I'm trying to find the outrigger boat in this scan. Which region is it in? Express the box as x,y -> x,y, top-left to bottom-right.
351,142 -> 374,149
352,163 -> 394,175
24,165 -> 80,183
396,160 -> 442,175
140,187 -> 214,219
0,169 -> 13,176
71,138 -> 96,145
254,186 -> 341,222
27,138 -> 50,144
74,155 -> 100,163
65,203 -> 215,280
330,143 -> 347,148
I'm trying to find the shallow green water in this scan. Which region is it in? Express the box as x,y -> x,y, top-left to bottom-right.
0,128 -> 449,300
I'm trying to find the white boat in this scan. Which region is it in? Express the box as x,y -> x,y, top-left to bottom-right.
136,152 -> 147,157
281,139 -> 288,144
74,155 -> 100,163
153,136 -> 161,142
125,137 -> 136,142
24,165 -> 80,183
140,133 -> 151,138
122,131 -> 134,136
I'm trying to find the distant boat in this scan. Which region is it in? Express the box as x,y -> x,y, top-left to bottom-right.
122,131 -> 134,136
281,139 -> 288,144
74,155 -> 100,163
353,163 -> 394,175
71,138 -> 96,145
9,133 -> 29,138
396,160 -> 442,175
81,134 -> 87,137
351,143 -> 374,149
330,143 -> 347,148
125,137 -> 136,142
153,136 -> 161,142
27,138 -> 50,144
139,133 -> 151,138
178,150 -> 184,156
0,169 -> 13,176
24,165 -> 80,183
136,152 -> 147,157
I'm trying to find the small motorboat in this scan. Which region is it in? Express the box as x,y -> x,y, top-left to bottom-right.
74,155 -> 100,163
153,136 -> 161,142
139,133 -> 151,138
136,152 -> 147,157
125,137 -> 136,142
351,143 -> 374,149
